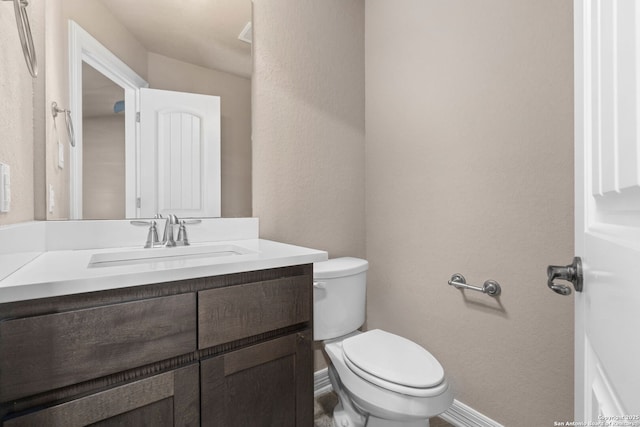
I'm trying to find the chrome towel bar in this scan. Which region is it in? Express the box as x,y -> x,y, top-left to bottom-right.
448,273 -> 501,297
3,0 -> 38,77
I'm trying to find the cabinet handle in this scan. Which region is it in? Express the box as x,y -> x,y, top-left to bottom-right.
296,332 -> 308,343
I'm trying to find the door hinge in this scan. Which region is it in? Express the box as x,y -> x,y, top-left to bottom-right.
136,197 -> 141,208
136,112 -> 140,122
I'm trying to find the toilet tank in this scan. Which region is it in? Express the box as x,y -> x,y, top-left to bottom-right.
313,257 -> 368,341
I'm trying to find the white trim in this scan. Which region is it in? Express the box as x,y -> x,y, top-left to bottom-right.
313,368 -> 503,427
439,400 -> 504,427
314,368 -> 332,397
68,20 -> 149,219
238,22 -> 252,44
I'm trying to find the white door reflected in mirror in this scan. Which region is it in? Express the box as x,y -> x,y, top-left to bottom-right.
69,21 -> 221,220
139,88 -> 221,218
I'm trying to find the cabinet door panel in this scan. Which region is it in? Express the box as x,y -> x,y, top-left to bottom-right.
88,398 -> 173,427
198,276 -> 310,348
0,293 -> 197,401
226,355 -> 296,427
4,364 -> 199,427
201,330 -> 313,427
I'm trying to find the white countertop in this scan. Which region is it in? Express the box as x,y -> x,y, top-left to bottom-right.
0,239 -> 328,303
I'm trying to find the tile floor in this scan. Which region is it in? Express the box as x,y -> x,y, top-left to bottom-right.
313,392 -> 453,427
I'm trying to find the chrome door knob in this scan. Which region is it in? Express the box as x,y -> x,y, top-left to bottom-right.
547,257 -> 583,295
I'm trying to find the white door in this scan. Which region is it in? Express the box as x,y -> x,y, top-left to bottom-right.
574,0 -> 640,419
139,88 -> 221,218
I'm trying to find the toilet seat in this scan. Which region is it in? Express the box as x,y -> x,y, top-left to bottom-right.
323,338 -> 454,421
342,329 -> 445,397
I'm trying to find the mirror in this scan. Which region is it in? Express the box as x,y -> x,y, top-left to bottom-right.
67,20 -> 149,220
82,62 -> 126,219
45,0 -> 252,220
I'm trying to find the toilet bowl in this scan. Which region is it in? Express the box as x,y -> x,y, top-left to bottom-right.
313,258 -> 453,427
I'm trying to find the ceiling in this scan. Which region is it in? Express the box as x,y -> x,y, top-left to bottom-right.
99,0 -> 252,79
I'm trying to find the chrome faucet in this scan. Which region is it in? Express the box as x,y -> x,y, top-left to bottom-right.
161,214 -> 179,247
131,214 -> 201,248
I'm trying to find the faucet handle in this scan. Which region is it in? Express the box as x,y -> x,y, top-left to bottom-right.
130,220 -> 160,248
182,219 -> 202,225
175,219 -> 201,246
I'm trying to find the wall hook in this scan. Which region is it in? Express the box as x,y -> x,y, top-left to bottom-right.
51,102 -> 76,147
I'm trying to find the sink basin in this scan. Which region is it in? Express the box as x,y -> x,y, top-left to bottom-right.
88,244 -> 254,268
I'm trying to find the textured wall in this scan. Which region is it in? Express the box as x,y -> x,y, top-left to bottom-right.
147,53 -> 252,218
252,0 -> 366,257
365,0 -> 574,425
44,0 -> 69,220
0,0 -> 43,225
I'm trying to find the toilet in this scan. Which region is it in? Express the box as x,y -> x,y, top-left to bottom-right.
313,257 -> 453,427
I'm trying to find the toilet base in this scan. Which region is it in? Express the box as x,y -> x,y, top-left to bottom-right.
329,364 -> 366,427
366,415 -> 429,427
329,364 -> 431,427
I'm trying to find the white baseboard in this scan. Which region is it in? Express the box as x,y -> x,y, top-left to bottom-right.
314,367 -> 332,397
313,369 -> 503,427
439,400 -> 504,427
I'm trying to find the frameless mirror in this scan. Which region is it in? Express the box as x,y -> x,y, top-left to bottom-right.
82,62 -> 125,219
44,0 -> 252,220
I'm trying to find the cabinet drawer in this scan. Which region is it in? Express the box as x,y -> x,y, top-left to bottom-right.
0,293 -> 196,402
3,364 -> 199,427
198,276 -> 311,349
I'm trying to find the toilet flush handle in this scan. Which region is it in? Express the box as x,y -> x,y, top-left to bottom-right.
313,281 -> 326,289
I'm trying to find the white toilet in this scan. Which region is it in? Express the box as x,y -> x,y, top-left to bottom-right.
313,257 -> 453,427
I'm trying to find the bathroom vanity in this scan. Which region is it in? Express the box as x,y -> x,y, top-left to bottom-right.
0,219 -> 327,426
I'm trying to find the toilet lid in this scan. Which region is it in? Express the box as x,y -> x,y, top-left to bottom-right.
342,329 -> 444,389
313,257 -> 368,279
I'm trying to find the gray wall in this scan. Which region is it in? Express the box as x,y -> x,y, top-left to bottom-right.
252,0 -> 366,257
253,0 -> 575,425
364,1 -> 574,425
0,0 -> 44,225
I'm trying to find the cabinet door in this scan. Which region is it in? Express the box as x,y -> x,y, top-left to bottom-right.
3,364 -> 199,427
200,330 -> 313,427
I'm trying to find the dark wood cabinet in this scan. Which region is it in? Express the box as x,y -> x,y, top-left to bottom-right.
0,293 -> 197,402
3,364 -> 200,427
0,265 -> 313,427
198,275 -> 311,349
200,330 -> 313,427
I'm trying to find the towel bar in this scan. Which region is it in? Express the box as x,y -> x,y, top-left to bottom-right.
448,273 -> 501,297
